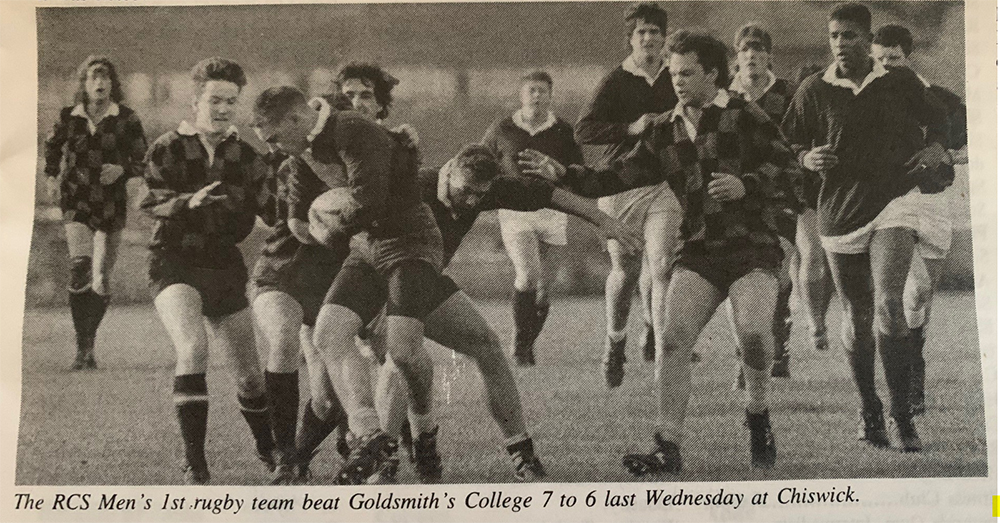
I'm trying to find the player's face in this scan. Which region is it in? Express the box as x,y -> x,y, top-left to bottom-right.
447,167 -> 491,214
829,19 -> 872,71
737,39 -> 771,78
341,78 -> 382,120
85,64 -> 112,104
519,81 -> 552,115
670,52 -> 717,107
193,80 -> 240,135
871,44 -> 909,69
255,111 -> 310,156
630,21 -> 666,60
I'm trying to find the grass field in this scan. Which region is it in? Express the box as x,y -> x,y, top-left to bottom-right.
16,292 -> 987,485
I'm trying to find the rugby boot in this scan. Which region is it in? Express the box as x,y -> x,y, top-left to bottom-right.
892,416 -> 923,453
909,329 -> 926,416
183,465 -> 210,485
857,407 -> 891,448
507,437 -> 546,481
413,426 -> 443,484
746,410 -> 777,469
623,433 -> 682,476
334,430 -> 396,485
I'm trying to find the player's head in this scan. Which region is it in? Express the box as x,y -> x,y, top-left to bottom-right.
253,86 -> 314,156
443,143 -> 500,214
625,3 -> 668,60
190,57 -> 246,135
336,62 -> 399,121
872,24 -> 914,69
74,55 -> 123,106
667,30 -> 730,106
828,3 -> 873,71
734,23 -> 773,79
519,71 -> 553,116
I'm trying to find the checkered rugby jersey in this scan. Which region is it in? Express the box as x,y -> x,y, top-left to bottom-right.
141,125 -> 269,256
563,93 -> 803,252
43,104 -> 147,230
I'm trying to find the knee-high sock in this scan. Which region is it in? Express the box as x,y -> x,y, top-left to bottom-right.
772,284 -> 793,360
296,399 -> 343,463
265,371 -> 299,452
69,291 -> 107,350
532,301 -> 550,343
656,347 -> 691,445
910,327 -> 926,401
238,393 -> 276,458
846,337 -> 881,413
174,374 -> 209,470
878,332 -> 913,420
512,289 -> 537,351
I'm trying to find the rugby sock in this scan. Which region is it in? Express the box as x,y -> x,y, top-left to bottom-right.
408,409 -> 436,439
512,290 -> 536,352
643,323 -> 656,361
265,371 -> 299,452
505,434 -> 535,457
238,393 -> 276,459
504,432 -> 530,449
772,284 -> 792,360
533,302 -> 550,341
846,341 -> 881,413
68,292 -> 92,352
877,332 -> 913,420
295,399 -> 343,463
173,374 -> 209,470
656,348 -> 691,445
743,365 -> 769,414
910,327 -> 926,406
608,328 -> 626,344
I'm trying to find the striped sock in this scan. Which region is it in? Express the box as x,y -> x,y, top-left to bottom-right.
238,393 -> 275,459
173,374 -> 209,470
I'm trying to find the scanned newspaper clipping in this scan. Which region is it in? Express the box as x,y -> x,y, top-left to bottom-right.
0,0 -> 996,521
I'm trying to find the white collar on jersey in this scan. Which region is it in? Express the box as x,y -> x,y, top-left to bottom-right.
307,96 -> 333,144
622,54 -> 669,86
822,59 -> 888,95
512,109 -> 557,136
71,102 -> 120,134
730,70 -> 777,102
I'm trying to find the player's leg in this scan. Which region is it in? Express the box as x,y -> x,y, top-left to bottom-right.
603,240 -> 642,387
252,290 -> 303,482
65,222 -> 100,369
423,278 -> 545,480
826,249 -> 887,447
383,259 -> 440,482
870,227 -> 920,451
153,283 -> 212,484
624,266 -> 723,476
638,256 -> 656,362
500,215 -> 545,366
79,227 -> 121,368
535,218 -> 565,355
903,256 -> 944,415
797,209 -> 833,351
206,306 -> 282,472
771,238 -> 795,378
730,269 -> 780,468
645,192 -> 682,385
296,323 -> 348,480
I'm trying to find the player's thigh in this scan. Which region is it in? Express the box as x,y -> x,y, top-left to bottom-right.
64,222 -> 94,259
796,210 -> 827,271
607,239 -> 642,276
501,227 -> 542,277
207,308 -> 263,385
91,228 -> 122,274
424,287 -> 500,357
643,212 -> 680,279
253,290 -> 304,345
729,270 -> 780,342
870,227 -> 916,332
154,283 -> 208,349
825,250 -> 873,323
662,268 -> 726,350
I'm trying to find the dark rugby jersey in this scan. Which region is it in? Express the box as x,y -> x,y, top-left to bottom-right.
43,103 -> 147,230
418,168 -> 554,266
482,113 -> 583,180
308,110 -> 426,239
141,124 -> 268,265
575,61 -> 677,168
781,64 -> 948,236
562,93 -> 800,253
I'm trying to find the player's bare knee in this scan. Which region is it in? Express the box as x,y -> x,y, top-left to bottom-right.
69,256 -> 93,292
874,293 -> 908,337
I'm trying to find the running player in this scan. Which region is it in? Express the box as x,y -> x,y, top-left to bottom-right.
575,2 -> 682,387
43,55 -> 147,370
141,57 -> 276,484
728,23 -> 799,386
483,70 -> 584,366
871,24 -> 969,416
252,86 -> 443,485
782,3 -> 949,451
522,31 -> 802,473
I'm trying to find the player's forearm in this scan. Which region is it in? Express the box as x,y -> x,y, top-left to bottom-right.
288,218 -> 319,245
547,187 -> 609,229
574,119 -> 628,145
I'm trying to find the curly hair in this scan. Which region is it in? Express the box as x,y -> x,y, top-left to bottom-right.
191,57 -> 247,95
453,143 -> 500,185
336,62 -> 399,120
73,55 -> 124,105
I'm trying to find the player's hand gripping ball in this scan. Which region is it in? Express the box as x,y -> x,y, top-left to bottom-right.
308,187 -> 355,247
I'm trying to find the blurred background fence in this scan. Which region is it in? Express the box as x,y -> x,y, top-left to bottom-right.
26,2 -> 971,307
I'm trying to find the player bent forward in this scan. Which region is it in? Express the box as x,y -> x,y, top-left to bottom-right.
522,31 -> 802,473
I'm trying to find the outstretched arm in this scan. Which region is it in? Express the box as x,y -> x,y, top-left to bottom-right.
548,187 -> 642,253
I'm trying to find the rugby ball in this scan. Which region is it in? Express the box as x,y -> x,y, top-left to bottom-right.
308,187 -> 354,246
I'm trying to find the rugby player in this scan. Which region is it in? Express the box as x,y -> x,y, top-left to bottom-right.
871,24 -> 969,416
43,55 -> 147,370
522,31 -> 802,473
575,2 -> 683,388
483,70 -> 584,366
782,3 -> 949,451
141,57 -> 276,484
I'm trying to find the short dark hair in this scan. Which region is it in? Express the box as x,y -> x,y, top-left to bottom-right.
74,55 -> 124,105
454,143 -> 500,185
336,62 -> 399,120
829,3 -> 872,33
667,30 -> 731,88
625,3 -> 668,36
191,57 -> 247,95
520,70 -> 553,89
874,24 -> 914,57
734,23 -> 772,53
253,86 -> 307,127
